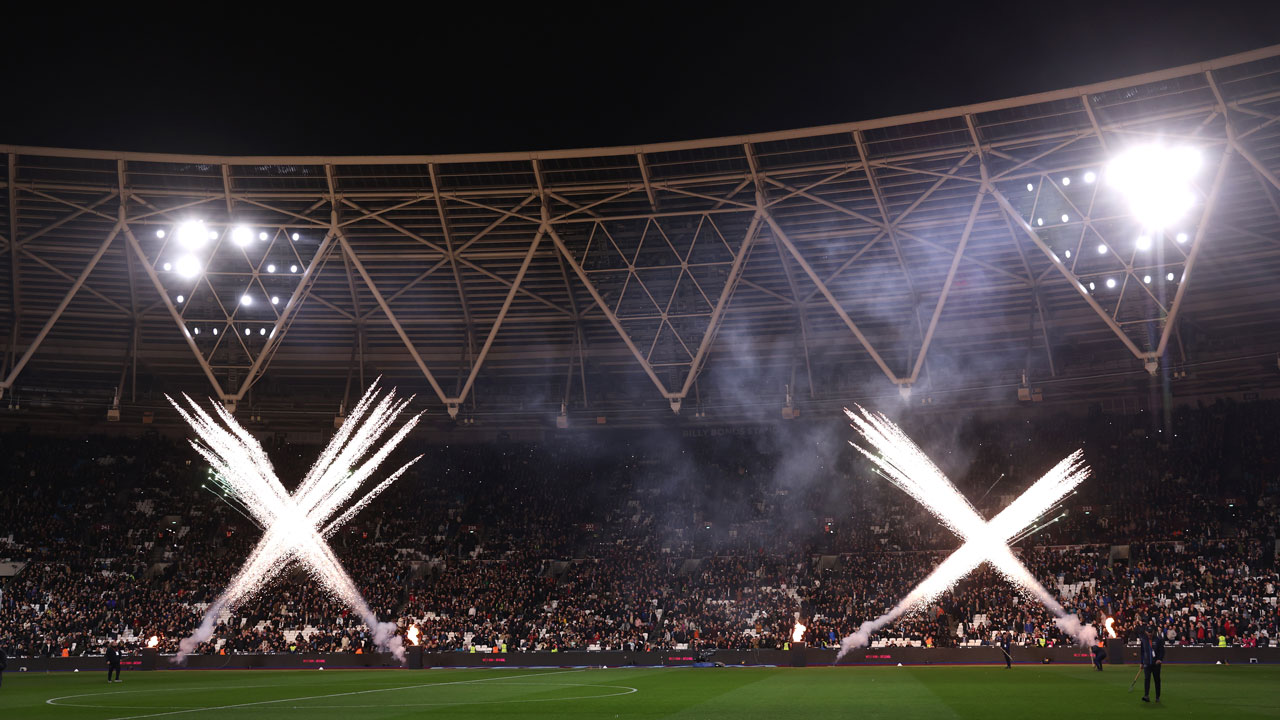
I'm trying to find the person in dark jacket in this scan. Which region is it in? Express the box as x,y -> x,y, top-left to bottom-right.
0,645 -> 7,689
1139,627 -> 1164,702
999,633 -> 1012,668
106,642 -> 122,683
1091,641 -> 1107,671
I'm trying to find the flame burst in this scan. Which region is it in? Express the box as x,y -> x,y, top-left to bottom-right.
407,625 -> 421,647
1105,617 -> 1117,639
146,636 -> 159,648
837,406 -> 1094,659
792,623 -> 807,644
167,380 -> 422,664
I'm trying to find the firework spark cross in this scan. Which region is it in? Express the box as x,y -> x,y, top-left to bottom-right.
836,406 -> 1095,659
168,380 -> 423,664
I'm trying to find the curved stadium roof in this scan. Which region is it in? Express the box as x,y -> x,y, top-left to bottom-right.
2,45 -> 1280,430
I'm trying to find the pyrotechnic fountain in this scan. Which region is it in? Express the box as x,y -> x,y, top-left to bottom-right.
1105,617 -> 1117,638
407,624 -> 421,646
837,406 -> 1095,660
168,380 -> 423,664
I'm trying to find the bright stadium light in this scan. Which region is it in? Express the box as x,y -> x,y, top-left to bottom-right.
291,232 -> 300,241
1167,272 -> 1175,281
1106,278 -> 1116,289
244,328 -> 251,336
1064,249 -> 1071,259
258,231 -> 269,241
176,295 -> 185,304
162,262 -> 172,272
1084,171 -> 1097,184
1097,244 -> 1107,255
1136,235 -> 1152,250
241,294 -> 253,307
174,254 -> 201,279
1026,183 -> 1034,192
1036,217 -> 1044,226
290,264 -> 298,273
260,327 -> 267,336
1144,275 -> 1152,284
232,226 -> 254,247
156,229 -> 167,239
175,221 -> 209,250
1176,232 -> 1188,244
271,296 -> 279,305
212,327 -> 218,336
1062,176 -> 1071,186
1107,143 -> 1202,228
1061,214 -> 1069,223
1088,282 -> 1096,291
266,264 -> 276,273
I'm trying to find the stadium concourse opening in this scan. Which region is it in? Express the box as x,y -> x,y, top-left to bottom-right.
2,43 -> 1280,720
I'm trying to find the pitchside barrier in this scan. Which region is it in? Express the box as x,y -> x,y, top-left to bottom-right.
9,646 -> 1279,672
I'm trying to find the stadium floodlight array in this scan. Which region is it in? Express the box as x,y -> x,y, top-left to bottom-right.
167,379 -> 422,664
836,407 -> 1095,659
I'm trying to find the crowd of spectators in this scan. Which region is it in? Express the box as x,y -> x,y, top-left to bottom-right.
1,399 -> 1276,657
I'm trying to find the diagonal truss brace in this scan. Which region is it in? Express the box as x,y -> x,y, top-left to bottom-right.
546,203 -> 762,413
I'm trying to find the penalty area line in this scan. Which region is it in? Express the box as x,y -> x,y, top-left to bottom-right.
86,669 -> 584,720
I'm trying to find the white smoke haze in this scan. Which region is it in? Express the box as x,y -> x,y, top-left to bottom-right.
168,379 -> 421,665
836,405 -> 1091,660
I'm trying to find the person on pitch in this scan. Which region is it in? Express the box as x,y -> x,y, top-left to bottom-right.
1139,626 -> 1164,702
1091,639 -> 1107,671
106,641 -> 122,683
1000,632 -> 1012,669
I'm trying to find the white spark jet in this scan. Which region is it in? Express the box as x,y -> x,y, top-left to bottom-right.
836,406 -> 1095,659
168,380 -> 422,663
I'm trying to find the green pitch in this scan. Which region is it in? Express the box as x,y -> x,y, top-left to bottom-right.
2,665 -> 1277,719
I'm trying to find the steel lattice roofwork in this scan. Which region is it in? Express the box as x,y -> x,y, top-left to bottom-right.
2,45 -> 1280,430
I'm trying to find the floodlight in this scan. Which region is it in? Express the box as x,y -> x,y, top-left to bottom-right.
212,328 -> 218,336
1061,214 -> 1069,223
244,328 -> 251,336
1175,232 -> 1188,244
1097,244 -> 1107,254
271,296 -> 280,305
193,327 -> 200,335
291,233 -> 300,241
1036,217 -> 1044,226
267,264 -> 276,273
162,262 -> 172,272
156,229 -> 167,239
175,221 -> 209,250
1143,275 -> 1152,284
241,295 -> 253,306
176,295 -> 185,304
260,327 -> 267,336
1088,282 -> 1096,290
1062,177 -> 1071,186
290,265 -> 298,273
259,231 -> 269,241
232,226 -> 253,247
174,254 -> 201,278
1026,183 -> 1034,192
1107,143 -> 1202,228
1106,278 -> 1116,289
1083,171 -> 1097,184
1166,272 -> 1175,281
1064,249 -> 1071,259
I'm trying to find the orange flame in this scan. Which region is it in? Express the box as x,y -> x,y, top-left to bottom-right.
407,625 -> 421,646
1104,618 -> 1117,639
146,636 -> 159,648
792,622 -> 806,643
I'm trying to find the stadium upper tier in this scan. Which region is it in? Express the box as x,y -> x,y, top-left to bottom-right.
2,46 -> 1280,429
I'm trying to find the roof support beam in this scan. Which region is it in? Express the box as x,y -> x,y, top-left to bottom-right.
1,220 -> 121,392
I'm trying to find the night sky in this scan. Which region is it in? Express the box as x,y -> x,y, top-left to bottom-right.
4,4 -> 1280,156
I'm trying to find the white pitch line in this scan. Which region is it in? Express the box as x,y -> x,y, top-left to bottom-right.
89,670 -> 584,720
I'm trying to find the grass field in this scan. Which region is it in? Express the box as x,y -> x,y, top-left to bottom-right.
1,665 -> 1277,719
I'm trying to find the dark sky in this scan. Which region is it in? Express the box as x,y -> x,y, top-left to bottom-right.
5,3 -> 1280,156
